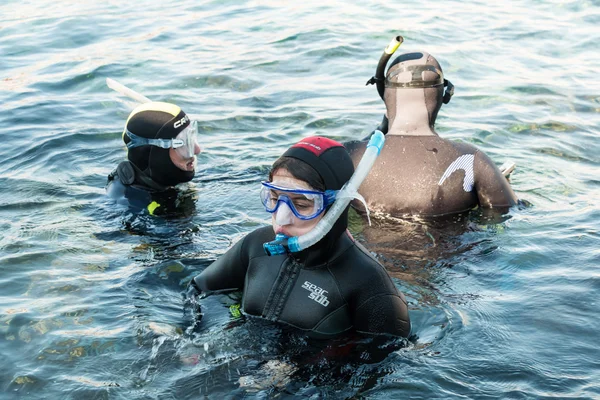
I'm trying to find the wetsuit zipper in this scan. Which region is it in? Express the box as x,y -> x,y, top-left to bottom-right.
263,256 -> 302,321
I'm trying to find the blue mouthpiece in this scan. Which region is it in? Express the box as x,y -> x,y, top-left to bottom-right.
263,233 -> 290,256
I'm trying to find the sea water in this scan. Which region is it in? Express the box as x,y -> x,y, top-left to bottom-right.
1,0 -> 599,398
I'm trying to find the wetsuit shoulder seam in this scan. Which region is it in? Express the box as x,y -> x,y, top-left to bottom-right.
268,311 -> 353,336
326,264 -> 349,309
355,293 -> 405,312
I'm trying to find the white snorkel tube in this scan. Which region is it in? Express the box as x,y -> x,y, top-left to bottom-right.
263,130 -> 385,256
106,78 -> 152,104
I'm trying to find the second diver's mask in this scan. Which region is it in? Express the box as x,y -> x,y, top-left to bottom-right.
126,119 -> 199,159
260,181 -> 337,221
385,64 -> 443,88
385,63 -> 454,104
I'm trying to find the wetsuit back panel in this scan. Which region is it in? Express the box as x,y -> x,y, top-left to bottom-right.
346,136 -> 516,216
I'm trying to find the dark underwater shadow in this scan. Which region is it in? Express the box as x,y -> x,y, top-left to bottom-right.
348,207 -> 512,310
348,204 -> 528,277
346,204 -> 531,355
90,187 -> 196,240
169,311 -> 412,399
128,258 -> 414,399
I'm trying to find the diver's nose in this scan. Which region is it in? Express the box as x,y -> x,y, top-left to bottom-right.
275,201 -> 294,226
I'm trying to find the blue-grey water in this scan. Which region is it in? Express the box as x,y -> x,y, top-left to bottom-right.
1,1 -> 599,399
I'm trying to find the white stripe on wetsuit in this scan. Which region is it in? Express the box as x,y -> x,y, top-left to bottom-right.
438,154 -> 475,192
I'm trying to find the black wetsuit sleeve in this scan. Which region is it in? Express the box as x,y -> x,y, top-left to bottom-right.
474,150 -> 518,208
193,236 -> 249,293
353,293 -> 411,337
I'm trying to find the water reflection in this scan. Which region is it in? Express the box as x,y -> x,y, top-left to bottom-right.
349,207 -> 514,272
348,207 -> 522,353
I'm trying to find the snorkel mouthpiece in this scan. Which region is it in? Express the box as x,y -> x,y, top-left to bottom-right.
263,131 -> 385,256
263,233 -> 291,256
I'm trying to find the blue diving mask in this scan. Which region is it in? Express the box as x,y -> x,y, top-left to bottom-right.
260,181 -> 337,220
125,120 -> 199,159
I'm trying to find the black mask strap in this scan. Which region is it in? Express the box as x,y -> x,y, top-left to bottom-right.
443,79 -> 454,104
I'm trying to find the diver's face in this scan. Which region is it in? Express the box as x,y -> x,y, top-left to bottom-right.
270,168 -> 324,238
169,143 -> 201,172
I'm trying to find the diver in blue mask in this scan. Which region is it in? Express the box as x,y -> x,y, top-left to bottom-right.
191,136 -> 410,338
346,37 -> 518,218
106,102 -> 202,215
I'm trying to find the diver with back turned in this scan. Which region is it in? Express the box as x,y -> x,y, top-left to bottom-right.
346,36 -> 518,218
106,101 -> 202,216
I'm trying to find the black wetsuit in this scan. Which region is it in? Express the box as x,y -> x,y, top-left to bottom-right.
193,226 -> 411,338
106,161 -> 190,216
346,135 -> 517,217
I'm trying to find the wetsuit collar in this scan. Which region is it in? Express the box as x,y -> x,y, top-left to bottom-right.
134,168 -> 171,192
385,95 -> 439,136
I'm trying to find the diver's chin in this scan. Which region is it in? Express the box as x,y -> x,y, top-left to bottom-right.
185,159 -> 196,171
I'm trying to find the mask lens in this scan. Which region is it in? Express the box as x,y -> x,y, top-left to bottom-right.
174,120 -> 199,159
260,185 -> 278,211
289,193 -> 318,217
260,182 -> 325,220
385,65 -> 443,88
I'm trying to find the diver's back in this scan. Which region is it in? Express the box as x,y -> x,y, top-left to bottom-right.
347,135 -> 482,217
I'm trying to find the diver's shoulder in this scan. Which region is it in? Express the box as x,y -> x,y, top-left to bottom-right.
330,236 -> 398,294
447,139 -> 482,155
105,170 -> 156,211
337,234 -> 387,274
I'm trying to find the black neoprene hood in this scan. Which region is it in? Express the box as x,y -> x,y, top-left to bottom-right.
281,136 -> 354,191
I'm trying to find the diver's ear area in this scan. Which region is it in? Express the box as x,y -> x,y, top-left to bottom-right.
443,79 -> 454,104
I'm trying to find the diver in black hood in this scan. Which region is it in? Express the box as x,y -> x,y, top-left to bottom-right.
346,37 -> 518,217
191,136 -> 410,338
106,101 -> 201,215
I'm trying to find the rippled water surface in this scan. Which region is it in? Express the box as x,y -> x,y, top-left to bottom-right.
1,0 -> 599,398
